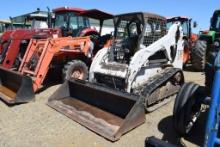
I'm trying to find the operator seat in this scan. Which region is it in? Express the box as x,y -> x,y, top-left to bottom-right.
123,35 -> 139,58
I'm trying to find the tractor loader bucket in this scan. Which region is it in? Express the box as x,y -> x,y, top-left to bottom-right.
48,80 -> 145,141
0,67 -> 35,104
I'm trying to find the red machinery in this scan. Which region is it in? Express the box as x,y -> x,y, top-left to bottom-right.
0,9 -> 113,104
0,11 -> 60,69
0,7 -> 105,70
167,16 -> 198,66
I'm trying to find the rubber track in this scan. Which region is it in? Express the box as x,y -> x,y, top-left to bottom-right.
141,68 -> 184,112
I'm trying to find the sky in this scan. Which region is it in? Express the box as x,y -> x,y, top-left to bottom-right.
0,0 -> 219,33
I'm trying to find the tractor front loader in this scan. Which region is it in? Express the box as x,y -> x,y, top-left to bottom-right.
0,36 -> 93,104
0,8 -> 113,104
48,12 -> 185,141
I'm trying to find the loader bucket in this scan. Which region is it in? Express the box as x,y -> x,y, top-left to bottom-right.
0,67 -> 35,104
48,80 -> 145,141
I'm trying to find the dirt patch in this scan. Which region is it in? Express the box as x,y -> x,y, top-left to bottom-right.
0,71 -> 205,147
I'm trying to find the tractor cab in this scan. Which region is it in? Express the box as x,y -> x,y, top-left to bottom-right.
210,10 -> 220,32
79,9 -> 113,52
53,7 -> 88,37
26,13 -> 49,29
53,7 -> 99,37
111,12 -> 166,63
167,16 -> 194,39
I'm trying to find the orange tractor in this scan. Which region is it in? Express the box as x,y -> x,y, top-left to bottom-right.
167,16 -> 198,66
0,9 -> 113,104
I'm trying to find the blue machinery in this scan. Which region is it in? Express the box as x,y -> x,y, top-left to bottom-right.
145,51 -> 220,147
205,51 -> 220,146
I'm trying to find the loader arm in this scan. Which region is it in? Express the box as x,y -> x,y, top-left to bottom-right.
1,30 -> 37,68
127,23 -> 183,92
0,30 -> 13,53
1,29 -> 60,69
2,39 -> 24,68
47,12 -> 185,142
19,36 -> 92,91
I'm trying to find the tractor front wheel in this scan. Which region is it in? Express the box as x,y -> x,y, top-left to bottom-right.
62,60 -> 88,81
173,82 -> 203,136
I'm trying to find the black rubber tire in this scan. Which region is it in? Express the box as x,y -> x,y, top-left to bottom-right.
173,82 -> 202,136
205,51 -> 217,94
183,40 -> 190,66
62,60 -> 88,81
191,40 -> 207,71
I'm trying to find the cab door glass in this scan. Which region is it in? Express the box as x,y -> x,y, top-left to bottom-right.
129,22 -> 138,37
78,16 -> 85,28
55,14 -> 67,28
69,16 -> 78,29
215,16 -> 220,30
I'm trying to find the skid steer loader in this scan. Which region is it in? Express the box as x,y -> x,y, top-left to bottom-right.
0,9 -> 112,104
48,12 -> 185,141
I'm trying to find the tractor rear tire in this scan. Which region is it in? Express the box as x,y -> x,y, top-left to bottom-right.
205,50 -> 218,94
62,60 -> 88,81
191,40 -> 207,71
183,40 -> 190,66
173,82 -> 203,136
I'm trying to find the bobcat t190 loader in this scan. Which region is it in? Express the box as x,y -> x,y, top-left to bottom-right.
48,12 -> 185,141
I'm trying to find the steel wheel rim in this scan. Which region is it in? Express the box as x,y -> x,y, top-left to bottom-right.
71,68 -> 84,80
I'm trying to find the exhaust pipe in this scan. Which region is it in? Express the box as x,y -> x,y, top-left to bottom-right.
47,80 -> 145,141
0,67 -> 35,104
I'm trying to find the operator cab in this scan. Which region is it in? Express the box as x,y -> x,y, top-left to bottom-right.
53,7 -> 91,37
167,17 -> 191,39
53,7 -> 113,57
27,13 -> 49,29
210,10 -> 220,31
112,12 -> 166,63
53,7 -> 113,40
112,13 -> 144,63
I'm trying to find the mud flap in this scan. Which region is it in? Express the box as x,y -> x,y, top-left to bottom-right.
0,67 -> 35,104
47,80 -> 145,141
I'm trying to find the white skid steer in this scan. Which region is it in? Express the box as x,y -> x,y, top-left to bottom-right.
48,12 -> 185,141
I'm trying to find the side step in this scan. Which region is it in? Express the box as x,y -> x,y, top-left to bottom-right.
47,80 -> 145,141
0,67 -> 35,104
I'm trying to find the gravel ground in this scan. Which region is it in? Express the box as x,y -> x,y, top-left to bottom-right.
0,71 -> 205,147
